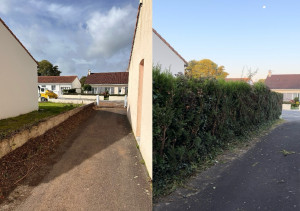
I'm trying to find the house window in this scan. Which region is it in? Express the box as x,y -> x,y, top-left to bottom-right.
283,93 -> 293,101
118,87 -> 122,94
61,87 -> 70,90
98,87 -> 105,94
92,87 -> 98,94
51,85 -> 56,90
110,87 -> 114,94
125,87 -> 128,95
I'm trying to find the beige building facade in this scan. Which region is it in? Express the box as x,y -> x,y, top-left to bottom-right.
270,89 -> 300,101
127,0 -> 152,178
0,18 -> 38,120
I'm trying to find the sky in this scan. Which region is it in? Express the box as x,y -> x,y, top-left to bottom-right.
0,0 -> 139,78
153,0 -> 300,81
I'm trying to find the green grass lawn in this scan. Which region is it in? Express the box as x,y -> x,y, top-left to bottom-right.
0,102 -> 81,140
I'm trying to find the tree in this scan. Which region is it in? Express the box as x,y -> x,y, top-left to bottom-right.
185,59 -> 228,79
80,76 -> 87,87
38,60 -> 61,76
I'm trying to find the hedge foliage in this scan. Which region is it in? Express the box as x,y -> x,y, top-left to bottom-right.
153,66 -> 283,196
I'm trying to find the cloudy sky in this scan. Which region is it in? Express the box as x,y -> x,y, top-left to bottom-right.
154,0 -> 300,81
0,0 -> 138,77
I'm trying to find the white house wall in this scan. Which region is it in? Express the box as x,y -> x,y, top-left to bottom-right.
153,31 -> 186,75
90,85 -> 127,95
271,89 -> 300,101
0,21 -> 38,120
127,1 -> 152,178
38,83 -> 72,96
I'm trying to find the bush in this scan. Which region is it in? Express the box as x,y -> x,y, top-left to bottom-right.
153,66 -> 282,196
63,88 -> 76,94
83,84 -> 92,91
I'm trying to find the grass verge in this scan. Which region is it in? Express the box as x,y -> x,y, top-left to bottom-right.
0,102 -> 81,140
154,118 -> 285,200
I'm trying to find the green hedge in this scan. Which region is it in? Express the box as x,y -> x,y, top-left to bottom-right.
153,66 -> 282,196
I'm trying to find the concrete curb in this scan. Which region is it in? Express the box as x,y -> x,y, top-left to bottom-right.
0,103 -> 95,159
59,95 -> 125,101
48,98 -> 95,104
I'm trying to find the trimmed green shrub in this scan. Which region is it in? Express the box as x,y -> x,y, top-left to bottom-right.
83,84 -> 92,91
153,66 -> 282,196
63,88 -> 76,94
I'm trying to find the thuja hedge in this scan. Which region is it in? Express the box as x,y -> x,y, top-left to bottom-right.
153,67 -> 282,196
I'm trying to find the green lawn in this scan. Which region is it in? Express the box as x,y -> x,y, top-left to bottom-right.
0,102 -> 81,140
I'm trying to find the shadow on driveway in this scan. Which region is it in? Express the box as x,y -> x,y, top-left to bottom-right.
3,108 -> 152,210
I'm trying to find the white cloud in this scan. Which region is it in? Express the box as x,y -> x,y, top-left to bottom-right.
86,5 -> 136,58
0,0 -> 11,14
1,1 -> 136,77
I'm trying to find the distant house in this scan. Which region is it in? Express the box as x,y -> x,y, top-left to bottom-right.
127,1 -> 152,178
225,77 -> 253,85
38,76 -> 81,96
85,71 -> 128,95
153,28 -> 188,75
0,18 -> 38,120
265,72 -> 300,101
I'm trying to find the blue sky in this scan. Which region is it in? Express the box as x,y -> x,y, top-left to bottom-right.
0,0 -> 138,77
153,0 -> 300,80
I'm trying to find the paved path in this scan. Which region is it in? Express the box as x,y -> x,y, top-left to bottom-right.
281,110 -> 300,122
154,121 -> 300,211
8,108 -> 151,211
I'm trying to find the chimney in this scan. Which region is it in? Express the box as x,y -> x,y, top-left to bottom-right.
268,70 -> 272,77
88,69 -> 91,75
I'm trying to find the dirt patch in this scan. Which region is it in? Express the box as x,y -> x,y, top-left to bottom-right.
0,105 -> 95,204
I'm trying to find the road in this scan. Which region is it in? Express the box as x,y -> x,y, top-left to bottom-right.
154,111 -> 300,211
281,109 -> 300,122
2,108 -> 151,211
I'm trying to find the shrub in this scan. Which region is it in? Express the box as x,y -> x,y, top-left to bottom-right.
83,84 -> 92,91
63,88 -> 76,94
153,66 -> 282,196
103,90 -> 109,100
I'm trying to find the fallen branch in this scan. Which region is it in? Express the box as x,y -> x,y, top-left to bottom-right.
13,166 -> 34,186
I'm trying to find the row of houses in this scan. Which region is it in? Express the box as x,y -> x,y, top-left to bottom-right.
37,71 -> 129,96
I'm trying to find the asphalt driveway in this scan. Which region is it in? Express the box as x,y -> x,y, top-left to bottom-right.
154,120 -> 300,211
281,109 -> 300,122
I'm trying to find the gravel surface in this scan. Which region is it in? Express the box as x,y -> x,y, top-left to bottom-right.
1,108 -> 151,210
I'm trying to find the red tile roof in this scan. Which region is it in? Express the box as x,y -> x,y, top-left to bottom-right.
152,28 -> 188,65
85,72 -> 129,85
0,18 -> 38,65
38,76 -> 77,83
225,78 -> 251,82
265,74 -> 300,89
